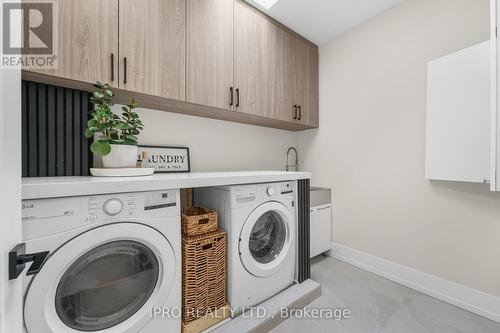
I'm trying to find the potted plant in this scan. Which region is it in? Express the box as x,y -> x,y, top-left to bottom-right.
85,82 -> 144,168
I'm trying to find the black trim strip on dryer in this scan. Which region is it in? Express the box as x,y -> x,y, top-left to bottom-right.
297,179 -> 311,283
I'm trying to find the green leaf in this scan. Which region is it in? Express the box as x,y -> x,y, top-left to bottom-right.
87,119 -> 99,128
114,122 -> 128,129
125,134 -> 138,141
90,140 -> 111,156
84,128 -> 95,138
123,138 -> 137,145
93,92 -> 104,99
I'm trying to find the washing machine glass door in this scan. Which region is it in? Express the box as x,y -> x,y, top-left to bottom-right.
239,202 -> 293,277
24,223 -> 176,333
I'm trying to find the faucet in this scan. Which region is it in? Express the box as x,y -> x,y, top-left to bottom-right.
286,147 -> 298,172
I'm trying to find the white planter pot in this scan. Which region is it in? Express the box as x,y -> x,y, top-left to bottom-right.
102,144 -> 138,168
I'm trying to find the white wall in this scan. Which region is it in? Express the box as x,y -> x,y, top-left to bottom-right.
115,106 -> 297,171
299,0 -> 500,297
0,15 -> 23,333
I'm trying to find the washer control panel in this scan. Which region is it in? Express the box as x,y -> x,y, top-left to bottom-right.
87,190 -> 178,223
258,182 -> 294,199
87,193 -> 137,222
21,190 -> 179,240
231,182 -> 295,207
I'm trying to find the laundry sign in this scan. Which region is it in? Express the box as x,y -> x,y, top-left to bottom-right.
138,146 -> 190,173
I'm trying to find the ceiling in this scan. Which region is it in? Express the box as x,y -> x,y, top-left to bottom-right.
245,0 -> 404,45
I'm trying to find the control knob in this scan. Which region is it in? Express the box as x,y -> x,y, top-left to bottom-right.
266,187 -> 275,196
103,199 -> 123,216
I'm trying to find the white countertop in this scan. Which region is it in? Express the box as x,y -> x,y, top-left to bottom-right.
22,171 -> 311,200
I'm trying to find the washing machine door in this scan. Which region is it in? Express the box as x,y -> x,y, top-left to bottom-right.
239,201 -> 294,278
24,222 -> 176,333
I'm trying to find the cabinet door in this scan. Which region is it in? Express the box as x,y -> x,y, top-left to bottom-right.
269,26 -> 297,122
119,0 -> 185,100
295,40 -> 319,127
492,0 -> 500,191
187,0 -> 233,110
304,44 -> 319,127
269,26 -> 319,126
27,0 -> 119,87
310,204 -> 332,258
234,0 -> 273,117
426,41 -> 490,183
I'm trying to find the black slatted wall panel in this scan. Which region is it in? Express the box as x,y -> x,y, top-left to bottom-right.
22,80 -> 93,177
297,179 -> 311,283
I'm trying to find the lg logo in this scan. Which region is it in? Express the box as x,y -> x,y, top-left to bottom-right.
3,2 -> 53,54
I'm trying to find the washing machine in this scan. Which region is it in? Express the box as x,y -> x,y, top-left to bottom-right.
20,190 -> 181,333
195,182 -> 296,316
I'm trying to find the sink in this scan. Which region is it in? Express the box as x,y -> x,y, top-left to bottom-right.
310,187 -> 331,207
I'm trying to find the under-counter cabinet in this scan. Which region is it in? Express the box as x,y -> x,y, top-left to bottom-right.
310,204 -> 332,258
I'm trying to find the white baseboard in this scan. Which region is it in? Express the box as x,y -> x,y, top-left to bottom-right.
328,242 -> 500,323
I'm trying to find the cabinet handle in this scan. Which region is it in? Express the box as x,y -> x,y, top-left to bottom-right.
236,88 -> 240,107
293,105 -> 298,120
298,106 -> 302,120
123,57 -> 127,84
110,53 -> 115,82
229,87 -> 234,106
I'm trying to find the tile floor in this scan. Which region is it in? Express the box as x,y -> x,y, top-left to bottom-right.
271,256 -> 500,333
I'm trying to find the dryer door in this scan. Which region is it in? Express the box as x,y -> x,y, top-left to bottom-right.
24,223 -> 176,333
239,201 -> 294,277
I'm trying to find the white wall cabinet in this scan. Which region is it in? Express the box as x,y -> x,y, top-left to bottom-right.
491,0 -> 500,191
310,204 -> 332,258
425,41 -> 491,183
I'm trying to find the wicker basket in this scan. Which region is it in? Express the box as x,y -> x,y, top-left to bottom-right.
182,229 -> 227,323
181,207 -> 218,236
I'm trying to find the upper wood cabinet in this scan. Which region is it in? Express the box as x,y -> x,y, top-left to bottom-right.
27,0 -> 119,87
119,0 -> 185,100
234,0 -> 273,117
186,0 -> 234,110
269,24 -> 297,122
23,0 -> 319,131
268,22 -> 319,127
297,41 -> 319,127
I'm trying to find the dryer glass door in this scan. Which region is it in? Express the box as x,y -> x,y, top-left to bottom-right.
239,202 -> 294,277
24,223 -> 176,333
249,211 -> 286,264
55,240 -> 159,331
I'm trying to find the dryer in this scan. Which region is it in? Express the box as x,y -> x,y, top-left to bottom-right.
195,182 -> 296,316
21,190 -> 181,333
